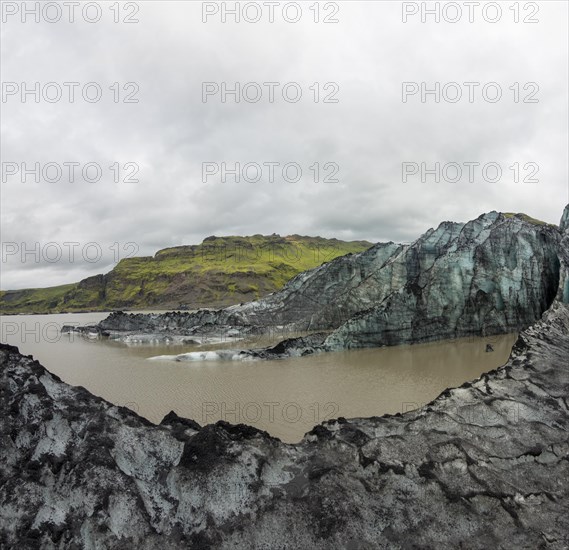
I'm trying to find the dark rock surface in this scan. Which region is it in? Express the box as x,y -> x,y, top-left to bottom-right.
2,299 -> 569,548
97,210 -> 564,356
556,205 -> 569,303
560,205 -> 569,233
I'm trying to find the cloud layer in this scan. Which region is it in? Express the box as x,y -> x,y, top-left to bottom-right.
1,1 -> 567,289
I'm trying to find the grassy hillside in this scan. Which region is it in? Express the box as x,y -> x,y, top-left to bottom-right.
502,212 -> 552,227
0,235 -> 372,314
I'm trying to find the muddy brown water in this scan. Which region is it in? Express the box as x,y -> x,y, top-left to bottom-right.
1,313 -> 516,442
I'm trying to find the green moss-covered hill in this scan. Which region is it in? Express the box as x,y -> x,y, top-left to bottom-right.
0,235 -> 372,314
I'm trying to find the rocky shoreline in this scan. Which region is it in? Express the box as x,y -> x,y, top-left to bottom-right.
2,300 -> 569,548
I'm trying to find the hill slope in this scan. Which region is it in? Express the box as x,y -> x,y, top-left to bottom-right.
0,235 -> 372,314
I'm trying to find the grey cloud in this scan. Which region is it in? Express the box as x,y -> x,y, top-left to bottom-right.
1,1 -> 567,289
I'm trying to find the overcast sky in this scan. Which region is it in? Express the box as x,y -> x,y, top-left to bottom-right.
1,0 -> 568,290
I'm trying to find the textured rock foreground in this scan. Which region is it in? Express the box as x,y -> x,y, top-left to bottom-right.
2,301 -> 569,548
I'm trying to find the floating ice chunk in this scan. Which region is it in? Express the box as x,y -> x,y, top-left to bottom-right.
147,349 -> 255,362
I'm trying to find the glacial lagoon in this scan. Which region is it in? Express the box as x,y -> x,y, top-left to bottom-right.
1,312 -> 516,442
